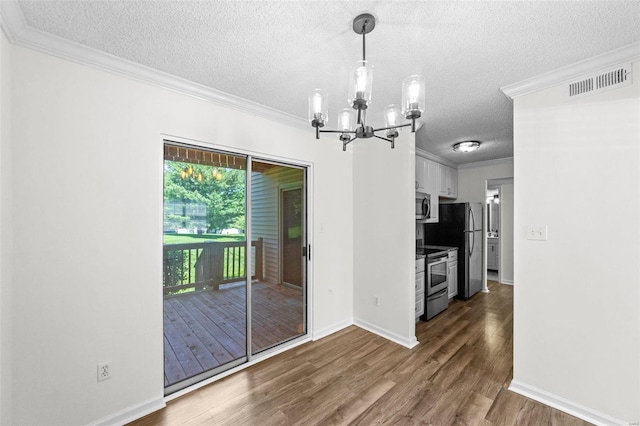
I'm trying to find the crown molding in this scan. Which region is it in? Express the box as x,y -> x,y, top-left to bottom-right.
415,147 -> 457,169
457,157 -> 513,170
501,42 -> 640,99
0,1 -> 308,131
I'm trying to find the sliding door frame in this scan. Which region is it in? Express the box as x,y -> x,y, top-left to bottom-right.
161,135 -> 313,399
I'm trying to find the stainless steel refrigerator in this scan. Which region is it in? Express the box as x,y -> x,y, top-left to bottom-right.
424,202 -> 483,300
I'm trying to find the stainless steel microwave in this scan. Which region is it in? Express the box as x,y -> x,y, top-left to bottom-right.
416,193 -> 431,220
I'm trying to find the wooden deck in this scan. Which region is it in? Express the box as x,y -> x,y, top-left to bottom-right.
164,281 -> 303,387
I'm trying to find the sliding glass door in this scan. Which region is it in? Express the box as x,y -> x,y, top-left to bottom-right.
250,160 -> 307,355
162,143 -> 307,394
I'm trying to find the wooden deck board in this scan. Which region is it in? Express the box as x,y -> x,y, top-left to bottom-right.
163,281 -> 303,388
169,297 -> 235,365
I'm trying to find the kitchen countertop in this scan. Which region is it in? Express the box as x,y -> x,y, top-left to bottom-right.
416,245 -> 457,259
417,245 -> 457,252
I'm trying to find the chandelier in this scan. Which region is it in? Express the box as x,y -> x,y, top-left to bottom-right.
308,13 -> 425,151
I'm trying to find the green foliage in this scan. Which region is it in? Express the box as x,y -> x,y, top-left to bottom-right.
163,161 -> 246,232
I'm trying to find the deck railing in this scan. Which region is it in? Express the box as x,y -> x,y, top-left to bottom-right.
163,238 -> 264,295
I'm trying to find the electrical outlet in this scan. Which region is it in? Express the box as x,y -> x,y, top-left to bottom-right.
373,295 -> 380,307
97,362 -> 112,382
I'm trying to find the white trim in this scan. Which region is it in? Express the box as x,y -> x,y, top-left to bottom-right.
312,318 -> 354,341
500,279 -> 513,285
487,177 -> 514,188
415,147 -> 457,169
508,380 -> 631,426
501,42 -> 640,99
353,318 -> 419,349
86,396 -> 165,426
458,157 -> 514,170
0,1 -> 307,131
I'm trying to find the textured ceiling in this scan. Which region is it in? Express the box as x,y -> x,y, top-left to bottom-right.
14,0 -> 640,164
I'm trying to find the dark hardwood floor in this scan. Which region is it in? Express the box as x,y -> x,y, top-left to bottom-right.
132,281 -> 591,425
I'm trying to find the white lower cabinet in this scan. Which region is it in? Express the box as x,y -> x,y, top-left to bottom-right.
415,270 -> 425,319
448,261 -> 458,299
447,249 -> 458,299
487,239 -> 499,270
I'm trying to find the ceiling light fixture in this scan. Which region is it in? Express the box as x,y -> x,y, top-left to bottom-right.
453,141 -> 481,152
308,13 -> 425,151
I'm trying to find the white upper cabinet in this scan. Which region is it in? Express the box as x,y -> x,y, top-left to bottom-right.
426,159 -> 439,194
438,163 -> 458,199
415,153 -> 457,222
425,159 -> 439,222
415,156 -> 427,192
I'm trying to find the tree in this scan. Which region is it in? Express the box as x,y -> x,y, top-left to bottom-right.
163,161 -> 245,232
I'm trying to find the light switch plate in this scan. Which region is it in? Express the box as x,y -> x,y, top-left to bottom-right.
526,225 -> 548,241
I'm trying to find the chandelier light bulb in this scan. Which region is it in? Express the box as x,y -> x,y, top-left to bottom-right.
402,75 -> 425,119
312,93 -> 323,114
308,89 -> 328,127
384,104 -> 401,128
408,82 -> 420,104
338,108 -> 354,132
356,66 -> 368,96
348,60 -> 373,108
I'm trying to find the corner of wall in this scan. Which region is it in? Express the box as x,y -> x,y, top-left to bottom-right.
352,131 -> 416,344
0,25 -> 13,426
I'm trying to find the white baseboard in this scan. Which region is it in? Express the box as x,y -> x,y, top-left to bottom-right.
312,318 -> 354,341
500,279 -> 514,285
86,396 -> 165,426
353,318 -> 418,349
509,380 -> 630,426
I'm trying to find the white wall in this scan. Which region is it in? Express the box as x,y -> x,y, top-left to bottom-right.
352,132 -> 416,347
499,183 -> 514,284
2,41 -> 355,425
512,61 -> 640,423
0,29 -> 13,426
456,159 -> 514,204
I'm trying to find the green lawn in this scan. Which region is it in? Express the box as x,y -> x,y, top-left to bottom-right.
164,233 -> 246,245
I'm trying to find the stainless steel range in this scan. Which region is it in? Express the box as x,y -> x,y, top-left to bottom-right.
416,241 -> 450,321
423,251 -> 449,320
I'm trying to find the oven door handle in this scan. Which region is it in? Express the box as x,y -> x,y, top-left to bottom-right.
427,288 -> 447,301
428,257 -> 448,266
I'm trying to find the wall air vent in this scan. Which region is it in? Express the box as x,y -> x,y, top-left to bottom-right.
567,64 -> 632,100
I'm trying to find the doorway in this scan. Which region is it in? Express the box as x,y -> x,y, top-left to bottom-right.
485,178 -> 514,287
162,143 -> 308,394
